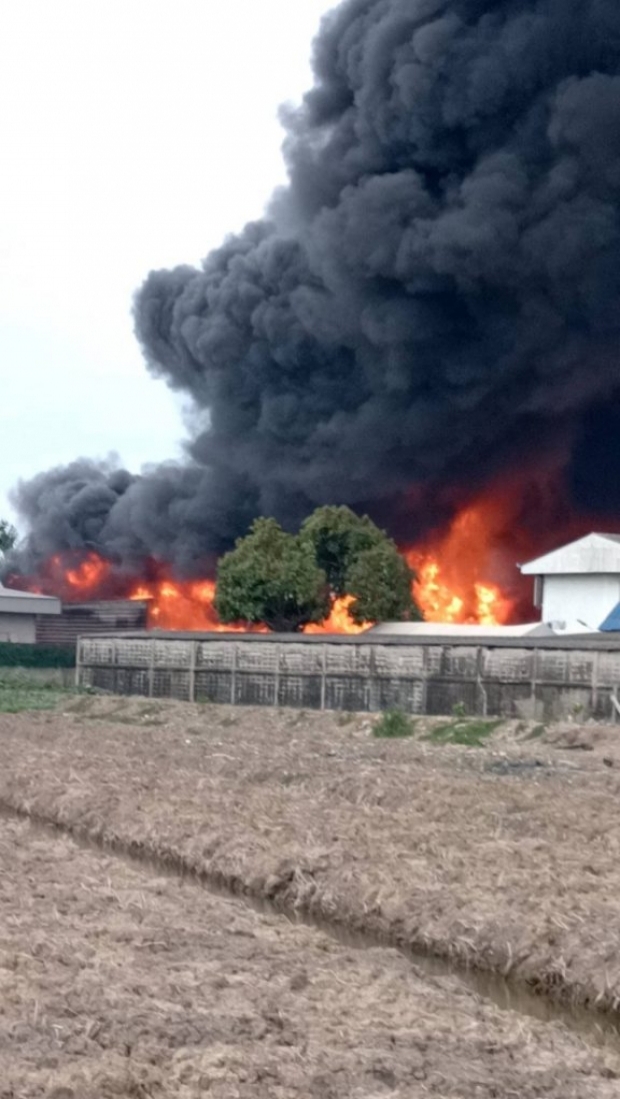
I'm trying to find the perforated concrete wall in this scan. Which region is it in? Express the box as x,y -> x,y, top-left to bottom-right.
76,632 -> 620,722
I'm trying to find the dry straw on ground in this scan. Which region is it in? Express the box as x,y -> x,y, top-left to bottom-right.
1,813 -> 619,1097
1,696 -> 620,1078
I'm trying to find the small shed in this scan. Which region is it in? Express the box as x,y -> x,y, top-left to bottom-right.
520,533 -> 620,632
0,584 -> 61,643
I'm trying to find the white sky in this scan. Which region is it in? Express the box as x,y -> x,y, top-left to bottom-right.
0,0 -> 335,527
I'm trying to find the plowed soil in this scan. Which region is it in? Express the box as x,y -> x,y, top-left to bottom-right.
1,815 -> 618,1098
1,697 -> 620,1095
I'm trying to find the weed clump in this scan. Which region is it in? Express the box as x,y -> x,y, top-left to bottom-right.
373,710 -> 416,738
426,718 -> 501,748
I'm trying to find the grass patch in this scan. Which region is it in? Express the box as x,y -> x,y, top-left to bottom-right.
373,710 -> 416,738
0,685 -> 69,714
0,692 -> 63,714
0,667 -> 71,690
0,668 -> 74,713
426,718 -> 502,747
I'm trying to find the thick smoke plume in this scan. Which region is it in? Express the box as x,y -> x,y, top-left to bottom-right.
8,0 -> 620,579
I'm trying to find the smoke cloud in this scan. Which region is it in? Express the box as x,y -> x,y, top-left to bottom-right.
8,0 -> 620,577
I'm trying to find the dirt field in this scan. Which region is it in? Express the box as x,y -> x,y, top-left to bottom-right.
0,815 -> 619,1098
1,696 -> 620,1094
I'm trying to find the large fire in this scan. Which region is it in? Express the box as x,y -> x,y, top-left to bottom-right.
20,551 -> 370,633
12,474 -> 615,632
407,501 -> 516,626
127,576 -> 365,635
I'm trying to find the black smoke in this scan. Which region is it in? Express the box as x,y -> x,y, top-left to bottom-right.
8,0 -> 620,578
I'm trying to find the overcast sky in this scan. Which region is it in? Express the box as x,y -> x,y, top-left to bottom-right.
0,0 -> 335,526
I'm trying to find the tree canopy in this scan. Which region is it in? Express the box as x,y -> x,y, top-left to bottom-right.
301,505 -> 418,623
346,542 -> 419,625
215,507 -> 420,632
0,519 -> 17,557
214,517 -> 330,633
300,506 -> 387,597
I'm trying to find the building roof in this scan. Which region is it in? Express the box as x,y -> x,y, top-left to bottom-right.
0,584 -> 61,617
520,533 -> 620,576
365,621 -> 552,638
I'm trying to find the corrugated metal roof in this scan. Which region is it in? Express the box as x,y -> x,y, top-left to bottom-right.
366,621 -> 552,638
520,533 -> 620,576
0,584 -> 60,616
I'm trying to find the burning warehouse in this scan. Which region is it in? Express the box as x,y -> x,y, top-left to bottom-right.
4,0 -> 620,626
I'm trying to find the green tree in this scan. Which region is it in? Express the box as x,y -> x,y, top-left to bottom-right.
346,543 -> 419,625
0,519 -> 17,557
300,504 -> 420,623
299,505 -> 387,596
215,517 -> 330,633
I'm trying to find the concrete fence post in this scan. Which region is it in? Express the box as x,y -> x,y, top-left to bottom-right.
231,643 -> 238,706
476,647 -> 488,717
75,638 -> 82,690
531,647 -> 539,719
420,645 -> 428,715
148,639 -> 155,698
320,643 -> 327,710
274,643 -> 281,707
592,649 -> 599,717
189,640 -> 197,703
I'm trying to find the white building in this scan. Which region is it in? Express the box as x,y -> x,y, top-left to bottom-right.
0,584 -> 61,643
520,533 -> 620,633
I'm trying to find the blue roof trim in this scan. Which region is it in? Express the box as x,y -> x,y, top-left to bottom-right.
600,603 -> 620,631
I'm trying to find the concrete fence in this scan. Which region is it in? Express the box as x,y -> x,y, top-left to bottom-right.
76,631 -> 620,722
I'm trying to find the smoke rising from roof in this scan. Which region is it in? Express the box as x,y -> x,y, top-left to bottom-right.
8,0 -> 620,577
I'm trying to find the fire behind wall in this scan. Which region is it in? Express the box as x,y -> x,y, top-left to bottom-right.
5,0 -> 620,622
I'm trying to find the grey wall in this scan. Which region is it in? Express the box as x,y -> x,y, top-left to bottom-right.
0,613 -> 36,644
76,633 -> 620,723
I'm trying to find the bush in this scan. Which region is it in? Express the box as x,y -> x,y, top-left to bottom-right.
0,643 -> 75,668
373,710 -> 416,738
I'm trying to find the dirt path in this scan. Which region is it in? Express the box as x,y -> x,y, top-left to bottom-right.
1,696 -> 620,1017
1,813 -> 619,1098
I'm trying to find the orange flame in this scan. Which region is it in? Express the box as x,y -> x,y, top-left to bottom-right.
18,551 -> 365,632
65,554 -> 111,591
126,578 -> 366,633
407,501 -> 515,626
303,595 -> 368,634
127,576 -> 271,632
19,475 -> 597,630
